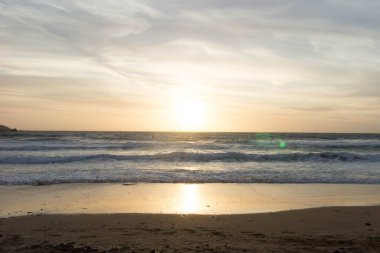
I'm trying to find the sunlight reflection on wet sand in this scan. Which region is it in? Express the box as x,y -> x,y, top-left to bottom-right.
180,184 -> 199,213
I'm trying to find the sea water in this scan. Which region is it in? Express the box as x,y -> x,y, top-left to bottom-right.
0,132 -> 379,184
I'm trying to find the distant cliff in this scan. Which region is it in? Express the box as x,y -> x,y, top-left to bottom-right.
0,125 -> 17,131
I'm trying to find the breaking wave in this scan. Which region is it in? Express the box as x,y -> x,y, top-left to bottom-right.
0,151 -> 378,164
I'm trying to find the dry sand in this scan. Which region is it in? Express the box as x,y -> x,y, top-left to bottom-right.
0,206 -> 379,252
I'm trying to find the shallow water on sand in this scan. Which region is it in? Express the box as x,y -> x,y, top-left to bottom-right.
1,183 -> 380,217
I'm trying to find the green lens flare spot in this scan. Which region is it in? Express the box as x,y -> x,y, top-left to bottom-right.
279,141 -> 287,149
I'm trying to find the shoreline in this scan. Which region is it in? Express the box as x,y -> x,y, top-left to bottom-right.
1,205 -> 379,252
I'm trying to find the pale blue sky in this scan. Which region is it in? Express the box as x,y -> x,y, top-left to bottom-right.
1,0 -> 380,132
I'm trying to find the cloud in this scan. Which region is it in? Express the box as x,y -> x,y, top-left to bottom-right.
0,0 -> 379,131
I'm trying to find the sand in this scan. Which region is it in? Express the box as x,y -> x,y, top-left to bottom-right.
0,206 -> 379,252
1,183 -> 380,252
1,183 -> 380,216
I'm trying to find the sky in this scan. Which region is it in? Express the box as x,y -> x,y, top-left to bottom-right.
1,0 -> 380,132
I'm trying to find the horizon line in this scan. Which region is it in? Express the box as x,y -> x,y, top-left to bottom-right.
5,129 -> 380,134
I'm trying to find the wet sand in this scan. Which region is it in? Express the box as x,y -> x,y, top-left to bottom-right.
1,206 -> 379,252
1,183 -> 380,217
1,183 -> 380,252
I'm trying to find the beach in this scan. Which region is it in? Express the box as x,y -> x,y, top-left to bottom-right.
2,0 -> 380,250
1,205 -> 379,252
1,132 -> 380,251
1,183 -> 380,252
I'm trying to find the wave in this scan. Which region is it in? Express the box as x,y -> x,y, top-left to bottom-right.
0,143 -> 146,151
0,151 -> 378,164
0,143 -> 230,152
2,143 -> 380,152
1,167 -> 380,185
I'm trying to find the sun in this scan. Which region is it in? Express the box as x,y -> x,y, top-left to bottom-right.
175,99 -> 205,130
171,87 -> 208,131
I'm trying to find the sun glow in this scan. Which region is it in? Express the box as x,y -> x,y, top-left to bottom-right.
171,87 -> 208,131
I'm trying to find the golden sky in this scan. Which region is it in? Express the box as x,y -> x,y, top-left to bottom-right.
1,1 -> 380,132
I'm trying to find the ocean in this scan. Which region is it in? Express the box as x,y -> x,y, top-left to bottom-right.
0,132 -> 379,185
